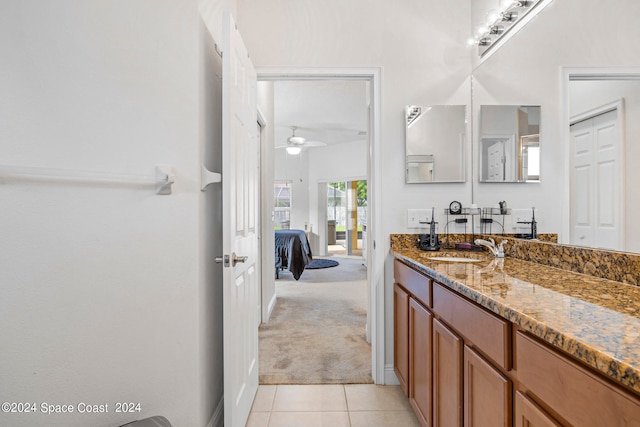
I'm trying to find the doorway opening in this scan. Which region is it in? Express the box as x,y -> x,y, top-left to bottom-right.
257,68 -> 383,384
327,180 -> 367,257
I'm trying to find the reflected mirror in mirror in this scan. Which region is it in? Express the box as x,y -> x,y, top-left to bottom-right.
479,105 -> 541,182
405,105 -> 466,183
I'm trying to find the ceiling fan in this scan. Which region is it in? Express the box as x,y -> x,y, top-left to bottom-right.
277,126 -> 327,155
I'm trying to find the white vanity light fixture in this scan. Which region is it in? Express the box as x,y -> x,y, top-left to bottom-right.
471,0 -> 551,57
490,26 -> 505,36
286,146 -> 302,155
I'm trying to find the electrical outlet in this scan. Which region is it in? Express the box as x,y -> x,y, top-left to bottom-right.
407,209 -> 433,229
511,208 -> 539,231
512,209 -> 532,223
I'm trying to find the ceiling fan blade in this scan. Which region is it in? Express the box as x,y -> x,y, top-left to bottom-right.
303,140 -> 327,147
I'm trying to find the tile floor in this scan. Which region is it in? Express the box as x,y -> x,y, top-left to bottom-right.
246,384 -> 421,427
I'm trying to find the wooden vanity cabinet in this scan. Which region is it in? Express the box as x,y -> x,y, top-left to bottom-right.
394,282 -> 410,395
433,282 -> 512,427
395,258 -> 640,427
395,260 -> 511,427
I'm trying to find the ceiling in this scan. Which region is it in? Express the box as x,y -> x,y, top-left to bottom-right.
272,80 -> 369,150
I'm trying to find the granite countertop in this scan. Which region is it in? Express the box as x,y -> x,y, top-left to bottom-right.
392,248 -> 640,395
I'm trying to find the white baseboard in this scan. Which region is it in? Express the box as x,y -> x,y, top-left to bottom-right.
207,396 -> 224,427
384,364 -> 400,385
266,293 -> 277,320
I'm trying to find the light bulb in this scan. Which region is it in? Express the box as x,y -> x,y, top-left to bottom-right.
500,0 -> 514,10
486,9 -> 501,23
475,25 -> 490,38
286,146 -> 302,155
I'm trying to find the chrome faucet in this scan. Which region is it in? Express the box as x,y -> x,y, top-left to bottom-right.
474,238 -> 508,258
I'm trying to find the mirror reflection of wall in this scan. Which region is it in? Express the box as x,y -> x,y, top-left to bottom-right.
479,105 -> 540,182
405,105 -> 466,183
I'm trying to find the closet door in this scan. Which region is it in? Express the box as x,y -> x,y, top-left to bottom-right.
570,109 -> 621,250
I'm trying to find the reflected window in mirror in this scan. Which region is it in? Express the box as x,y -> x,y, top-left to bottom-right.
479,105 -> 541,182
405,105 -> 467,183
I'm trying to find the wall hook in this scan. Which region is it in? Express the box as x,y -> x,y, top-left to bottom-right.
156,164 -> 175,195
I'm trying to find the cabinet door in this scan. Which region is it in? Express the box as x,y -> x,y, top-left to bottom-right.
409,298 -> 432,426
464,345 -> 512,427
514,392 -> 561,427
394,283 -> 410,395
433,318 -> 462,427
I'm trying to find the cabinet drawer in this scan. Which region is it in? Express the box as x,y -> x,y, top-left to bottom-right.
394,259 -> 431,308
516,331 -> 640,427
432,282 -> 510,370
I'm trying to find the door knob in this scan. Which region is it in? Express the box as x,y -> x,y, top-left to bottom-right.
232,253 -> 248,266
216,253 -> 248,267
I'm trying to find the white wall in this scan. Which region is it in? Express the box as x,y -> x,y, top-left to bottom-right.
0,1 -> 232,426
237,0 -> 471,380
471,0 -> 640,242
274,149 -> 311,230
569,80 -> 640,252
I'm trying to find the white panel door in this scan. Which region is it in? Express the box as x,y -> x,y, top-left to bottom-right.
570,109 -> 621,250
488,141 -> 505,181
222,12 -> 259,427
570,119 -> 595,247
593,110 -> 620,249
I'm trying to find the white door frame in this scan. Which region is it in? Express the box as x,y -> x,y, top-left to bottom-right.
561,67 -> 640,245
257,67 -> 385,384
257,107 -> 269,322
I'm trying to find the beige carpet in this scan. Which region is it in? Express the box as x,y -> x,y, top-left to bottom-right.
259,256 -> 373,384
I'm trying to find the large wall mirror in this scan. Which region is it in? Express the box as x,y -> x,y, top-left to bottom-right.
479,105 -> 540,182
470,0 -> 640,254
405,105 -> 466,183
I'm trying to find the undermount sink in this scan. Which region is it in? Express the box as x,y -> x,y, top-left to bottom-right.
428,256 -> 482,263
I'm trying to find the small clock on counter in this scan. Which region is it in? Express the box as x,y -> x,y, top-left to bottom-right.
449,200 -> 462,215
